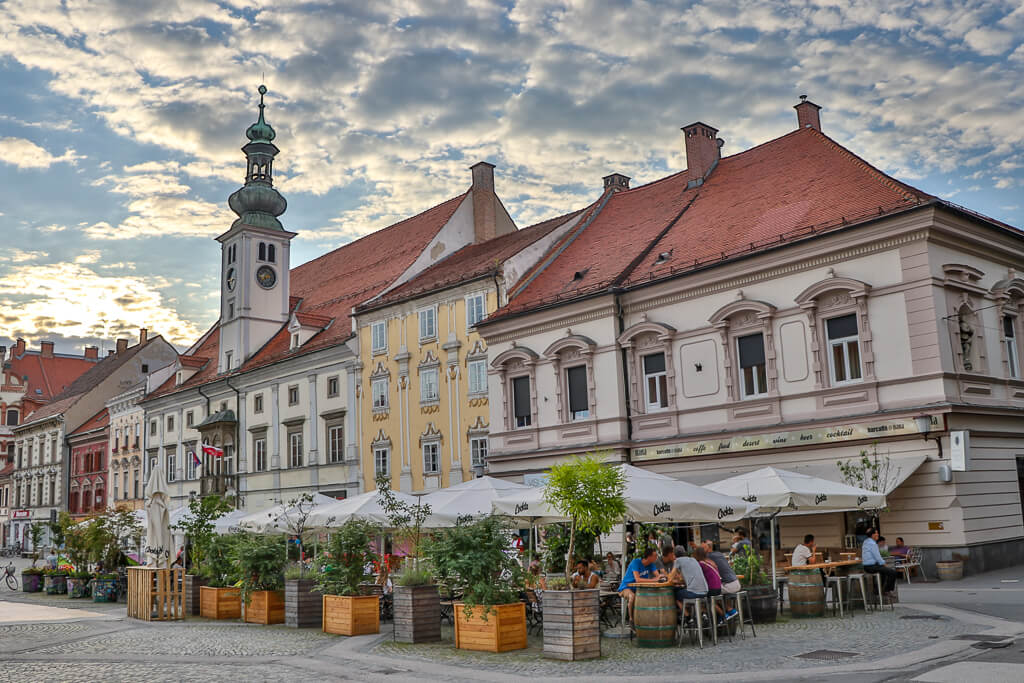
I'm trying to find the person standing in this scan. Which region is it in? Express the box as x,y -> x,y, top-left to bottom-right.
862,527 -> 899,600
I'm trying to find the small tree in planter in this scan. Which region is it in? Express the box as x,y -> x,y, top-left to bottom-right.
424,515 -> 526,653
541,454 -> 626,661
85,509 -> 142,602
732,545 -> 776,623
316,518 -> 381,636
199,532 -> 242,620
172,494 -> 233,615
233,532 -> 289,625
375,474 -> 439,643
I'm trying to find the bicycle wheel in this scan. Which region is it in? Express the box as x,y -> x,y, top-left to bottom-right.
5,574 -> 16,590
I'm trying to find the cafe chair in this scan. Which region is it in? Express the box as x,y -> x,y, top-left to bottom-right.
678,597 -> 712,649
825,576 -> 848,617
728,591 -> 756,638
867,573 -> 893,611
844,572 -> 871,614
894,548 -> 926,583
775,576 -> 788,614
707,593 -> 733,644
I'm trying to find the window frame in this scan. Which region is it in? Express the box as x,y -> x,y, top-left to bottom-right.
1004,315 -> 1020,379
467,359 -> 488,395
418,306 -> 437,343
565,365 -> 591,420
371,377 -> 389,411
470,436 -> 488,467
512,375 -> 532,428
253,393 -> 264,414
642,352 -> 669,412
422,442 -> 440,474
374,447 -> 390,477
420,367 -> 440,403
253,436 -> 267,472
736,332 -> 769,399
166,450 -> 176,483
465,292 -> 486,329
327,424 -> 344,464
371,320 -> 388,354
288,429 -> 304,468
287,384 -> 299,406
326,375 -> 340,398
825,313 -> 863,386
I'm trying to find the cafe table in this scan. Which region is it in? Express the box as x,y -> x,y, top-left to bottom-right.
780,559 -> 861,617
628,582 -> 676,648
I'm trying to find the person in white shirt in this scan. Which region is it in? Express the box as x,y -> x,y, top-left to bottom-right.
791,535 -> 816,566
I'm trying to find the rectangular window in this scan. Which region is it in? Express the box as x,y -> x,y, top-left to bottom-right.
372,378 -> 389,410
185,448 -> 196,480
134,470 -> 140,499
470,437 -> 488,467
374,448 -> 389,477
166,452 -> 176,483
289,431 -> 304,468
466,293 -> 485,328
418,307 -> 437,341
512,376 -> 532,427
643,353 -> 669,410
1005,316 -> 1019,379
420,367 -> 439,401
134,423 -> 140,446
253,393 -> 264,414
327,376 -> 339,398
122,470 -> 128,498
468,359 -> 487,394
423,442 -> 440,474
167,415 -> 174,432
328,425 -> 344,463
737,333 -> 768,398
225,351 -> 232,369
371,321 -> 387,353
150,420 -> 157,436
826,314 -> 862,384
186,411 -> 194,427
288,385 -> 299,406
113,475 -> 119,501
566,365 -> 590,420
253,437 -> 266,472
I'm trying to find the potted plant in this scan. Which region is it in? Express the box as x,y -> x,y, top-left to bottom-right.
84,508 -> 142,603
199,532 -> 242,620
172,494 -> 234,616
425,515 -> 526,653
44,567 -> 68,595
233,532 -> 288,625
376,474 -> 439,643
67,570 -> 93,599
92,572 -> 120,602
284,563 -> 323,628
733,546 -> 776,623
316,518 -> 381,636
540,454 -> 625,660
21,566 -> 44,593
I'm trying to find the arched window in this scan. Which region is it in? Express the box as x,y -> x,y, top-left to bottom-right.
544,335 -> 598,423
794,275 -> 873,388
267,244 -> 276,263
258,242 -> 266,261
491,346 -> 540,430
617,319 -> 677,414
708,299 -> 778,401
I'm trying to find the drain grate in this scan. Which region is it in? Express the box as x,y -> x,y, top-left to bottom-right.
972,640 -> 1012,650
953,634 -> 1008,642
795,649 -> 858,661
900,615 -> 946,621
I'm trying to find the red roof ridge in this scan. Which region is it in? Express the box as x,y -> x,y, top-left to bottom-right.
69,407 -> 109,436
179,355 -> 209,368
806,128 -> 931,203
295,311 -> 332,327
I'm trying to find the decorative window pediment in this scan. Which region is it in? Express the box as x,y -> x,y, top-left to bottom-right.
466,415 -> 489,438
942,263 -> 985,287
794,275 -> 871,308
418,350 -> 440,371
617,318 -> 675,346
708,298 -> 776,327
491,344 -> 538,369
991,275 -> 1024,304
419,421 -> 443,446
466,339 -> 488,363
369,361 -> 390,379
371,429 -> 391,449
544,333 -> 597,359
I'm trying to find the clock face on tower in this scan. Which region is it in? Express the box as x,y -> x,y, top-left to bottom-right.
256,265 -> 277,289
225,267 -> 236,292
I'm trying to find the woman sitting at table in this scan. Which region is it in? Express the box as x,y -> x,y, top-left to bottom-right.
693,546 -> 728,622
889,537 -> 910,559
702,540 -> 741,595
526,559 -> 547,590
572,558 -> 600,590
604,552 -> 621,581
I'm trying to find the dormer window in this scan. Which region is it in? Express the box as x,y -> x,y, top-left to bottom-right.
291,333 -> 299,349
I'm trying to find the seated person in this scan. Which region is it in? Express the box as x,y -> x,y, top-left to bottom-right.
668,545 -> 708,622
604,552 -> 621,580
572,558 -> 600,590
862,527 -> 900,598
526,560 -> 547,591
730,529 -> 753,557
694,546 -> 729,620
889,537 -> 910,559
703,540 -> 741,594
617,548 -> 663,622
791,534 -> 816,566
654,545 -> 674,575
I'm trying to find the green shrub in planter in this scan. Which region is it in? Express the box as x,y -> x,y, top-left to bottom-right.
232,532 -> 288,605
200,533 -> 243,588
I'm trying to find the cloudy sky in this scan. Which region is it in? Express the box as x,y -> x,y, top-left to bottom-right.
1,0 -> 1022,355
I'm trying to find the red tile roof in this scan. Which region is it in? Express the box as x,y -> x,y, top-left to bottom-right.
68,407 -> 109,437
492,127 -> 940,319
359,208 -> 585,311
4,350 -> 97,403
146,193 -> 469,400
294,311 -> 333,328
179,355 -> 209,368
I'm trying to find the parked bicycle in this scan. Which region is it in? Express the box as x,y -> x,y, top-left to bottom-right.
2,562 -> 17,591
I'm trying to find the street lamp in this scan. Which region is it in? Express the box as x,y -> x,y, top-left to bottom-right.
915,414 -> 943,459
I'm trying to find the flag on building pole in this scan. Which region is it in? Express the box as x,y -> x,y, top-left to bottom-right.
201,444 -> 224,458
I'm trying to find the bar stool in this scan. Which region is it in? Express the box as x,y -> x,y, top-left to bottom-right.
825,576 -> 847,617
867,572 -> 893,611
727,591 -> 756,638
845,573 -> 871,614
707,594 -> 734,644
678,597 -> 711,649
776,576 -> 788,614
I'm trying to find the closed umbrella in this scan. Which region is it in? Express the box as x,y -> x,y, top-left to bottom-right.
144,465 -> 172,568
705,466 -> 886,587
421,476 -> 530,526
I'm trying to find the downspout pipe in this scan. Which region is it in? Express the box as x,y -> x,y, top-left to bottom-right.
611,287 -> 633,462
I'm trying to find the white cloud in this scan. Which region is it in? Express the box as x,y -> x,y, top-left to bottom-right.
0,137 -> 82,169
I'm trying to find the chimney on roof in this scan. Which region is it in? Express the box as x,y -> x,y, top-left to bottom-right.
14,339 -> 25,357
40,341 -> 54,358
682,122 -> 723,188
116,338 -> 129,354
470,161 -> 497,243
139,328 -> 148,345
794,95 -> 822,132
603,173 -> 631,192
84,346 -> 98,360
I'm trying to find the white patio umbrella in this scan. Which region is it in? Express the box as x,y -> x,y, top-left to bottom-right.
144,465 -> 172,568
704,466 -> 886,587
237,492 -> 338,534
304,489 -> 421,528
421,476 -> 531,526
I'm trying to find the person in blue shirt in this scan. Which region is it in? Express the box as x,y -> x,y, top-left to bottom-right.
862,527 -> 899,598
617,547 -> 664,623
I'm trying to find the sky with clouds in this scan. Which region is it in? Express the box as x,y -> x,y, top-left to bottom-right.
1,0 -> 1022,355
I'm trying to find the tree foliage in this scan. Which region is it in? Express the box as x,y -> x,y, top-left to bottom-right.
314,518 -> 380,597
81,509 -> 143,571
837,444 -> 899,511
201,532 -> 242,588
171,494 -> 233,574
543,453 -> 626,580
731,545 -> 768,587
375,473 -> 431,568
232,532 -> 288,603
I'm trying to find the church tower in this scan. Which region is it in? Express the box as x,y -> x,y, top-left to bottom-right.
217,85 -> 295,374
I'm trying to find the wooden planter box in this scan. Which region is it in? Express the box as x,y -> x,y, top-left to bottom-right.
543,589 -> 600,661
200,586 -> 241,620
127,567 -> 184,621
245,590 -> 285,625
393,584 -> 441,643
185,574 -> 207,616
322,594 -> 380,636
285,578 -> 322,628
44,574 -> 68,595
454,602 -> 527,653
92,577 -> 118,603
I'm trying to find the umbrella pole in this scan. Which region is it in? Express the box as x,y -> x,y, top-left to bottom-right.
606,517 -> 630,639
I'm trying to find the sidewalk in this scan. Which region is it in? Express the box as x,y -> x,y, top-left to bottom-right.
901,564 -> 1024,621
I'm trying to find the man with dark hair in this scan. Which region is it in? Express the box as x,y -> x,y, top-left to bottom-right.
731,528 -> 752,557
617,547 -> 662,622
862,527 -> 899,600
792,534 -> 816,566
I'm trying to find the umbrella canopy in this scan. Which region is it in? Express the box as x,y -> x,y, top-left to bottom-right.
421,476 -> 531,526
304,489 -> 421,528
169,506 -> 248,535
144,465 -> 172,568
492,464 -> 758,524
237,492 -> 339,534
704,466 -> 886,512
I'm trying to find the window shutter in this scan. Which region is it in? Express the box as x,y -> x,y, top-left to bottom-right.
643,352 -> 665,375
737,333 -> 766,369
513,376 -> 531,418
826,314 -> 858,340
567,366 -> 588,413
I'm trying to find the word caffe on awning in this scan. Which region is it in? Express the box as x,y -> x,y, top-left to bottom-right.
631,416 -> 940,462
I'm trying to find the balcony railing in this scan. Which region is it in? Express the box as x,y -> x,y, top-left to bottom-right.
200,473 -> 238,497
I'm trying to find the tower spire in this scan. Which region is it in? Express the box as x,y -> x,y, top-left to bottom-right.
228,84 -> 287,230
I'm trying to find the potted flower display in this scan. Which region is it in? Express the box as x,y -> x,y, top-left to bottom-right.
540,454 -> 626,661
316,518 -> 381,636
172,494 -> 234,616
733,546 -> 777,623
284,564 -> 322,628
234,532 -> 288,625
376,474 -> 440,644
21,566 -> 44,593
61,512 -> 92,598
44,567 -> 68,595
199,532 -> 242,620
425,515 -> 526,653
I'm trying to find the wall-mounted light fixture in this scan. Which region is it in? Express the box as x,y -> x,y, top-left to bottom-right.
914,415 -> 943,459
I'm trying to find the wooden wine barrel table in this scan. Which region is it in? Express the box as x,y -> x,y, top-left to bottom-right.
787,568 -> 825,618
631,584 -> 677,648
